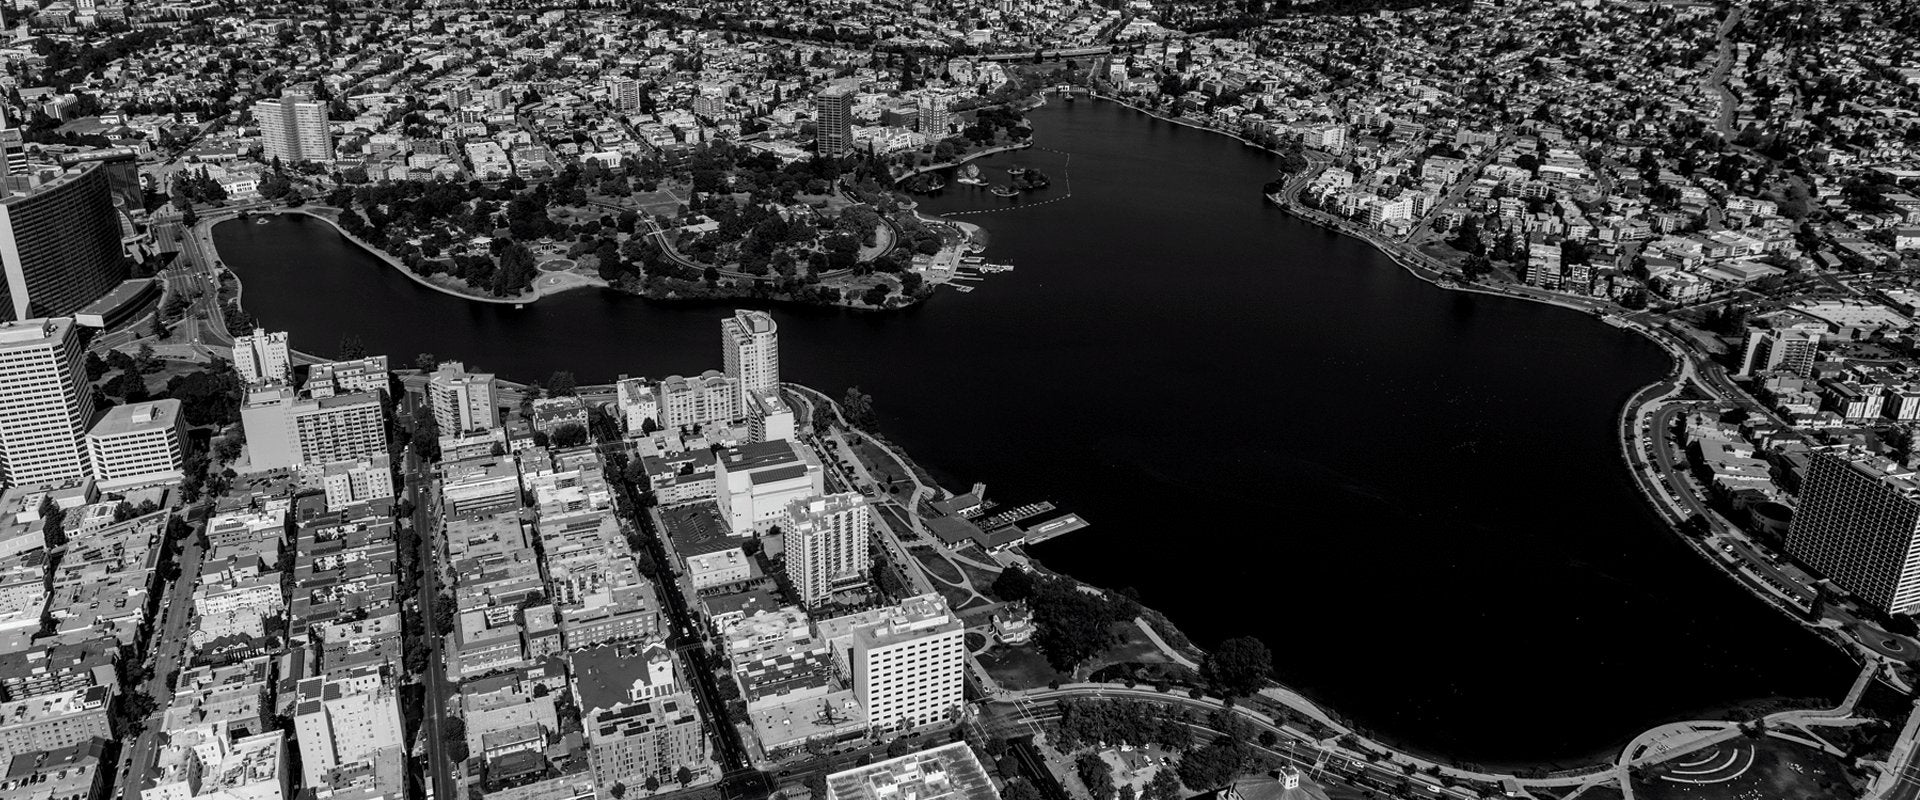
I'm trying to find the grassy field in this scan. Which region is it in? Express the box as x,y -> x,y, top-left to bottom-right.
1634,736 -> 1857,800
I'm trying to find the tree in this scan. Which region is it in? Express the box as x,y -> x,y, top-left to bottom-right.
610,784 -> 626,800
643,776 -> 661,793
416,353 -> 438,371
992,567 -> 1035,601
547,371 -> 578,396
1177,738 -> 1247,791
676,766 -> 693,787
1201,637 -> 1273,697
887,738 -> 915,758
841,387 -> 878,430
1075,753 -> 1115,799
1144,769 -> 1182,800
549,423 -> 589,448
339,334 -> 366,359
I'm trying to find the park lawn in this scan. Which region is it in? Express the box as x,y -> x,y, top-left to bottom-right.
980,644 -> 1067,690
913,550 -> 965,585
1083,621 -> 1172,673
1633,736 -> 1857,800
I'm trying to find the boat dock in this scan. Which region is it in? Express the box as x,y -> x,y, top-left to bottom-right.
977,502 -> 1055,530
1017,513 -> 1090,544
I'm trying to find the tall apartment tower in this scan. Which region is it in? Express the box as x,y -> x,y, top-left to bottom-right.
291,665 -> 406,789
1735,327 -> 1820,378
721,310 -> 778,415
0,163 -> 130,322
231,328 -> 291,385
815,84 -> 856,157
784,493 -> 872,606
254,94 -> 332,165
916,92 -> 951,138
0,318 -> 93,488
850,594 -> 966,733
1787,451 -> 1920,614
428,361 -> 498,436
240,386 -> 386,472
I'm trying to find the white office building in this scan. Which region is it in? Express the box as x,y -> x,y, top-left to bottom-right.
722,310 -> 779,414
232,328 -> 291,386
254,96 -> 332,165
785,493 -> 871,606
848,594 -> 965,733
428,361 -> 498,436
0,318 -> 92,488
85,399 -> 185,491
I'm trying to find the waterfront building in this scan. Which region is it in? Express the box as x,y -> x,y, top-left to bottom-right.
239,387 -> 386,473
840,594 -> 965,733
784,493 -> 871,607
0,319 -> 93,489
715,440 -> 822,535
231,329 -> 291,386
254,94 -> 331,165
429,361 -> 499,436
1787,451 -> 1920,613
1734,327 -> 1819,379
658,371 -> 738,432
916,92 -> 953,138
815,84 -> 856,157
304,356 -> 390,399
84,399 -> 186,491
616,378 -> 659,435
0,163 -> 128,323
722,310 -> 779,414
745,389 -> 794,444
824,742 -> 998,800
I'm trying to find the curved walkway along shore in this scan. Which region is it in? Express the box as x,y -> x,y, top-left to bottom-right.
212,206 -> 610,306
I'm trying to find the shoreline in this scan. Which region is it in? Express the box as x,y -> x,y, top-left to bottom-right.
894,141 -> 1035,184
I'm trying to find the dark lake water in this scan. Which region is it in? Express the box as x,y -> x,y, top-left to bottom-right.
215,100 -> 1855,766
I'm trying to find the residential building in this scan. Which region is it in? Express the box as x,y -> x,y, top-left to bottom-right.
240,387 -> 385,473
0,738 -> 109,800
304,357 -> 389,399
1787,452 -> 1920,614
84,400 -> 185,491
231,329 -> 291,386
916,92 -> 952,138
429,361 -> 498,436
290,666 -> 405,789
0,687 -> 113,767
571,644 -> 707,793
721,310 -> 779,413
658,372 -> 737,431
816,84 -> 855,157
317,456 -> 394,511
1735,327 -> 1820,378
616,378 -> 658,435
784,493 -> 870,606
254,95 -> 331,165
0,164 -> 128,323
0,319 -> 92,488
744,389 -> 794,444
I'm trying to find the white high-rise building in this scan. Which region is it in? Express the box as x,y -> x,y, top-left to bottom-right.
0,318 -> 92,488
785,493 -> 871,606
318,454 -> 394,510
85,399 -> 186,491
1787,452 -> 1920,614
722,310 -> 778,415
231,328 -> 291,386
240,386 -> 386,472
428,361 -> 498,436
290,665 -> 405,789
916,91 -> 952,138
254,95 -> 332,165
616,377 -> 659,435
849,594 -> 965,733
